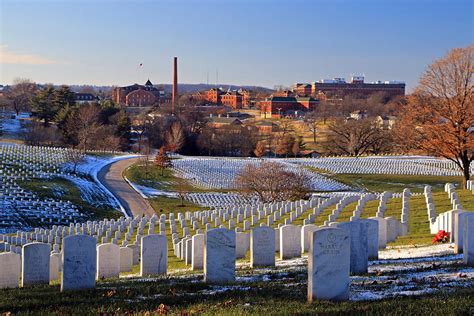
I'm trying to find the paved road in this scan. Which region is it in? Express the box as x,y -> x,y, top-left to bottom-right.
98,157 -> 155,217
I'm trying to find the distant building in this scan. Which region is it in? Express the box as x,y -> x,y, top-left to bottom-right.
349,110 -> 368,120
192,88 -> 253,109
258,95 -> 318,118
292,83 -> 312,97
207,114 -> 243,128
112,79 -> 166,106
74,93 -> 99,103
252,121 -> 279,134
376,115 -> 397,129
292,75 -> 405,98
221,91 -> 243,109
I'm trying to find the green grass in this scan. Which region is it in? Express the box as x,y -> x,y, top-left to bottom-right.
149,196 -> 206,214
123,162 -> 230,193
0,276 -> 472,315
17,177 -> 121,225
330,174 -> 464,193
316,189 -> 474,246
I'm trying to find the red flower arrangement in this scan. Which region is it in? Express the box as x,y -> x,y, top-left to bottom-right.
432,230 -> 449,244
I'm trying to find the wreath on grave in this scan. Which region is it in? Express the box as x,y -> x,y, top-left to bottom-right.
432,230 -> 449,244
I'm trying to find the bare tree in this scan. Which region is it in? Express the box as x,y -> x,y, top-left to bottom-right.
235,161 -> 311,203
70,104 -> 102,152
4,78 -> 37,115
23,121 -> 62,146
326,118 -> 388,156
254,140 -> 268,157
141,140 -> 153,180
66,150 -> 86,174
396,45 -> 473,187
304,118 -> 318,143
174,177 -> 189,207
165,120 -> 186,153
277,119 -> 293,137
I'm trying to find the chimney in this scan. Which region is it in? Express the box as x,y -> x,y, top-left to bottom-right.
172,57 -> 178,115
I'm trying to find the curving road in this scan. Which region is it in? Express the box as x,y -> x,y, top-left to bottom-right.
98,157 -> 155,217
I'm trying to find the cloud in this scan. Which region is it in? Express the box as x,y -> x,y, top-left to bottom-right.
0,45 -> 59,65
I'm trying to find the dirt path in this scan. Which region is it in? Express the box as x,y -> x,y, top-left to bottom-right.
98,157 -> 155,217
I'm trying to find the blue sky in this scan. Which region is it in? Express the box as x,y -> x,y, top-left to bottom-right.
1,0 -> 472,90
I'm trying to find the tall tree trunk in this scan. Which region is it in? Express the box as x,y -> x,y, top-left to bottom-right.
462,157 -> 471,189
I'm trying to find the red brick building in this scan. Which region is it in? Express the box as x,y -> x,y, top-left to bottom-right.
258,95 -> 318,118
293,83 -> 312,96
193,88 -> 253,109
112,79 -> 166,106
206,88 -> 223,104
221,91 -> 243,109
292,76 -> 405,98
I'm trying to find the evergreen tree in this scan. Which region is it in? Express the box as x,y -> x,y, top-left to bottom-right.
30,85 -> 57,126
154,147 -> 173,176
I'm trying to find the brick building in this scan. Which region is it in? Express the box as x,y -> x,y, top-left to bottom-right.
258,95 -> 318,118
293,83 -> 312,97
292,76 -> 405,98
112,79 -> 166,106
221,91 -> 243,109
193,88 -> 253,109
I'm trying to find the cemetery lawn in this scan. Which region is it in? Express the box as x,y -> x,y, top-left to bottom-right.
330,174 -> 464,193
17,177 -> 121,223
124,162 -> 230,193
149,196 -> 206,214
1,278 -> 472,315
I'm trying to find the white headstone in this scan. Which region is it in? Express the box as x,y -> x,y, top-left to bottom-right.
126,244 -> 140,265
140,234 -> 167,276
61,235 -> 97,291
192,234 -> 205,270
185,238 -> 193,265
235,232 -> 250,259
204,228 -> 235,283
463,213 -> 474,266
308,227 -> 350,302
97,243 -> 120,279
338,221 -> 368,274
359,219 -> 379,260
369,217 -> 387,249
280,224 -> 301,260
250,226 -> 275,267
0,252 -> 20,289
50,254 -> 60,281
22,242 -> 50,286
301,224 -> 319,253
120,247 -> 133,272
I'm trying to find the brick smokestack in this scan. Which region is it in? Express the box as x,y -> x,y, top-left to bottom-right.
172,57 -> 178,115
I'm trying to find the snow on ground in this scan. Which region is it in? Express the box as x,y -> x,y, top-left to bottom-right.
379,243 -> 455,260
65,154 -> 140,217
127,181 -> 178,199
117,244 -> 473,302
60,174 -> 120,208
0,112 -> 30,137
71,154 -> 139,176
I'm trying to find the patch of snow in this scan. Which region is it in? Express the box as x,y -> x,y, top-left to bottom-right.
1,111 -> 30,137
67,154 -> 140,217
126,180 -> 178,199
379,243 -> 455,260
